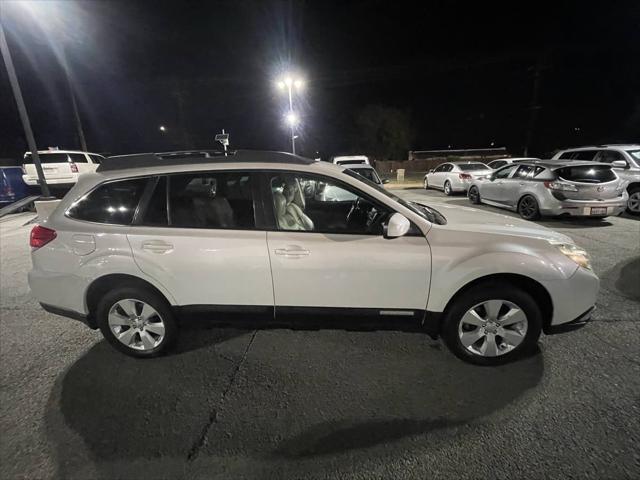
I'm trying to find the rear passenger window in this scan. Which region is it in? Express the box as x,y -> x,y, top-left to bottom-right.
514,165 -> 535,178
67,178 -> 148,224
168,172 -> 255,229
89,155 -> 103,164
572,150 -> 598,160
69,153 -> 88,163
558,152 -> 575,159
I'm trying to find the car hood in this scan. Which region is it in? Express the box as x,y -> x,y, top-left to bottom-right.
417,202 -> 573,243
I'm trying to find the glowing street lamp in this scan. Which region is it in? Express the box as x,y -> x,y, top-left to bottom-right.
159,125 -> 167,132
285,112 -> 299,127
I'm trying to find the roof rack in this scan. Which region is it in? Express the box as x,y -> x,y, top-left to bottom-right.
96,149 -> 314,172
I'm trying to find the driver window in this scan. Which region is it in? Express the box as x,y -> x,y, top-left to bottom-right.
269,173 -> 389,235
495,165 -> 517,179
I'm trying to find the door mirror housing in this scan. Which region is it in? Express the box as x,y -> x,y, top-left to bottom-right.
383,213 -> 411,238
611,160 -> 628,169
381,178 -> 390,184
428,169 -> 434,174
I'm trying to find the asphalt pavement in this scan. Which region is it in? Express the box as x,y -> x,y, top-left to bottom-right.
1,190 -> 639,479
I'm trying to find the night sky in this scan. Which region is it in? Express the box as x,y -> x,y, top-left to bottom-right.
1,0 -> 639,161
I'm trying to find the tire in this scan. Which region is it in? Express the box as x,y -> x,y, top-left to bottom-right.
423,178 -> 429,190
444,181 -> 453,196
441,283 -> 542,366
97,286 -> 178,358
627,186 -> 640,215
517,194 -> 540,220
468,186 -> 481,204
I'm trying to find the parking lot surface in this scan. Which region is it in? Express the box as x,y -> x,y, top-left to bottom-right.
1,189 -> 639,479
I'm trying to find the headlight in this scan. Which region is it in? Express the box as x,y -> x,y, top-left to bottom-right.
551,242 -> 592,270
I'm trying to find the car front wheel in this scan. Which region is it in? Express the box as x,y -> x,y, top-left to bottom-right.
441,283 -> 542,366
97,286 -> 178,358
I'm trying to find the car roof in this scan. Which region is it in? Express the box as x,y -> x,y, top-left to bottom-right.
25,150 -> 103,156
346,164 -> 373,170
89,150 -> 344,181
560,144 -> 640,151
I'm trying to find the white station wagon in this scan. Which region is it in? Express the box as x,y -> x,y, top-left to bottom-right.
28,150 -> 599,365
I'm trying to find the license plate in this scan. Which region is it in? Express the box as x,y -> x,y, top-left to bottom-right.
590,207 -> 607,215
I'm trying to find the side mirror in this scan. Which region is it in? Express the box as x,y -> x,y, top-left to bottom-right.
382,178 -> 390,184
383,213 -> 410,238
428,169 -> 434,174
611,160 -> 628,169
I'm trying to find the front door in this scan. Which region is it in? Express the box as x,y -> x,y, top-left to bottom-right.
264,172 -> 431,322
482,164 -> 518,202
127,172 -> 274,310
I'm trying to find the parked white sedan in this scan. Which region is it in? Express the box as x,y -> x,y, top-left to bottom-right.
28,150 -> 598,366
424,161 -> 491,195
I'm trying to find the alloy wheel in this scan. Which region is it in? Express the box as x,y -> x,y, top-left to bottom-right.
444,182 -> 451,195
458,299 -> 528,357
519,196 -> 538,219
629,191 -> 640,213
108,298 -> 166,351
469,186 -> 479,203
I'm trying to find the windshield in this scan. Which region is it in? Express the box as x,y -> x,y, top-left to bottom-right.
627,150 -> 640,162
343,169 -> 446,225
349,167 -> 380,184
457,163 -> 490,171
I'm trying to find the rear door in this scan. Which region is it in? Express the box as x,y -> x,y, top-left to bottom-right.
502,164 -> 536,206
127,171 -> 274,311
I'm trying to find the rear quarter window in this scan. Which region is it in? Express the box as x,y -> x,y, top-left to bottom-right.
555,165 -> 616,183
66,178 -> 148,224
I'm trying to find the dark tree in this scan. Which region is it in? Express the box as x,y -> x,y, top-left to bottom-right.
354,105 -> 413,160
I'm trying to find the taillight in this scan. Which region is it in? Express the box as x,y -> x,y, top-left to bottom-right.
544,180 -> 578,192
30,225 -> 57,249
459,173 -> 472,180
70,162 -> 78,173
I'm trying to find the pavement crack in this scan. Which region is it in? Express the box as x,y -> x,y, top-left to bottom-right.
186,329 -> 258,462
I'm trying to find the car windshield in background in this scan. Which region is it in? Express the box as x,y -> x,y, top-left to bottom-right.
555,165 -> 616,183
349,167 -> 380,183
24,153 -> 70,164
457,163 -> 489,171
343,169 -> 446,225
628,150 -> 640,161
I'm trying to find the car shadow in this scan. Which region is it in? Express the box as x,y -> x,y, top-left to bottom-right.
45,329 -> 543,478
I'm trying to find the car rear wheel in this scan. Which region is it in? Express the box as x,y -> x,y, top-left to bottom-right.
627,186 -> 640,215
441,283 -> 542,366
518,195 -> 540,220
97,286 -> 177,358
444,181 -> 453,196
468,186 -> 481,204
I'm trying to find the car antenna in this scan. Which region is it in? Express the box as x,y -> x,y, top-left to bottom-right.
215,129 -> 230,156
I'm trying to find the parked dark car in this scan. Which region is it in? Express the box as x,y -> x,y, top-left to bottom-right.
0,165 -> 29,206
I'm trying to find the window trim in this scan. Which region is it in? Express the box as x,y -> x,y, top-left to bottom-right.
260,170 -> 421,237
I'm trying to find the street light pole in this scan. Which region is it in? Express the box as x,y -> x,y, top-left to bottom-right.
286,82 -> 296,154
0,23 -> 51,198
61,49 -> 88,152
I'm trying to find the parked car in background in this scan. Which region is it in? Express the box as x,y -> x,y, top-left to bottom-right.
332,155 -> 370,166
487,158 -> 540,169
28,150 -> 598,366
423,161 -> 491,195
0,164 -> 29,207
467,160 -> 627,220
552,145 -> 640,215
22,148 -> 105,190
346,164 -> 387,186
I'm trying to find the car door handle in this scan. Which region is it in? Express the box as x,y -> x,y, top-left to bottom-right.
274,246 -> 310,257
141,240 -> 174,253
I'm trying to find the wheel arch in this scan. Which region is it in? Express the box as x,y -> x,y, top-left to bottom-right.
436,273 -> 553,335
85,274 -> 173,327
626,181 -> 640,193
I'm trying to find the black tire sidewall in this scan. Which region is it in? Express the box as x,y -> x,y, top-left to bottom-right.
97,286 -> 177,358
441,283 -> 542,366
518,195 -> 540,220
444,181 -> 452,196
469,186 -> 480,204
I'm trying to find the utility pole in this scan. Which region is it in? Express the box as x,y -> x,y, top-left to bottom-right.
524,54 -> 547,156
0,23 -> 51,198
61,50 -> 88,152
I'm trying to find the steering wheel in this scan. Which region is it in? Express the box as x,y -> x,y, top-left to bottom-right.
347,197 -> 383,233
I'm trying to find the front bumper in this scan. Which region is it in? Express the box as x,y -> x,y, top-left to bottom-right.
540,266 -> 599,330
540,194 -> 627,217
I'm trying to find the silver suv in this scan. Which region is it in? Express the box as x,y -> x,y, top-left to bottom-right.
552,145 -> 640,215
